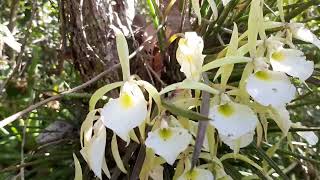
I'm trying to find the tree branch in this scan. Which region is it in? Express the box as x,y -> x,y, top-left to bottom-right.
0,63 -> 120,128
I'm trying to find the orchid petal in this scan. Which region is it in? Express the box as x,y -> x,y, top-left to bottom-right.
246,70 -> 296,107
145,127 -> 192,165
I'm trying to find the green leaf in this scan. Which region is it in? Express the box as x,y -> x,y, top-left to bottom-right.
162,100 -> 210,121
202,56 -> 252,72
89,81 -> 124,111
111,133 -> 128,174
252,142 -> 290,180
160,80 -> 219,95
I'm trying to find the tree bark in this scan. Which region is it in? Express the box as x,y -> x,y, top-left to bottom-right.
63,0 -> 132,84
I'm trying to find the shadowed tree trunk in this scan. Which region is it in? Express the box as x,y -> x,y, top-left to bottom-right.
62,0 -> 133,84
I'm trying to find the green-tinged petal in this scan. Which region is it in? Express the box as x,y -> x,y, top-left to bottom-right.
270,48 -> 314,81
136,80 -> 162,111
73,153 -> 82,180
191,0 -> 202,25
89,81 -> 124,111
222,0 -> 231,6
246,70 -> 296,107
177,167 -> 214,180
202,56 -> 252,72
102,157 -> 111,178
80,110 -> 99,148
145,127 -> 192,165
248,0 -> 261,56
160,79 -> 219,95
209,102 -> 258,139
101,81 -> 147,142
149,165 -> 164,180
207,0 -> 218,20
112,25 -> 130,81
269,106 -> 292,136
111,133 -> 127,173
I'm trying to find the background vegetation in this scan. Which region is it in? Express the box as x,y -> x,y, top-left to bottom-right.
0,0 -> 319,179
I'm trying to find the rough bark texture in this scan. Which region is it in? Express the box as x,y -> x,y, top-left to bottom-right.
63,0 -> 131,84
62,0 -> 193,89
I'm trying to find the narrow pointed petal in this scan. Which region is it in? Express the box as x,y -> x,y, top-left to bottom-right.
80,124 -> 106,179
269,106 -> 292,136
289,23 -> 320,49
220,131 -> 255,150
0,24 -> 21,52
209,102 -> 258,139
177,168 -> 214,180
246,70 -> 296,107
293,123 -> 319,145
270,48 -> 314,81
101,82 -> 147,142
297,131 -> 318,146
145,127 -> 192,165
222,0 -> 231,6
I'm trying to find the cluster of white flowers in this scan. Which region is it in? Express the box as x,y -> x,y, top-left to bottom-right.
78,19 -> 319,180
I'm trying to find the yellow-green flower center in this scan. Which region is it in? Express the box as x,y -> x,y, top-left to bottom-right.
218,104 -> 234,117
159,128 -> 172,140
120,92 -> 134,109
272,51 -> 285,61
184,170 -> 198,180
255,71 -> 270,80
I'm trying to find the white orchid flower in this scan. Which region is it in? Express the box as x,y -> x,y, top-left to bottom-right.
101,81 -> 147,142
270,48 -> 314,81
288,23 -> 320,49
246,70 -> 296,107
80,121 -> 106,179
292,122 -> 319,146
0,24 -> 21,52
145,127 -> 192,165
177,167 -> 214,180
176,32 -> 206,81
209,101 -> 258,139
220,131 -> 255,151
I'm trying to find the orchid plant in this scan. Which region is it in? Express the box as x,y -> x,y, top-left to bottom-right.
74,0 -> 320,179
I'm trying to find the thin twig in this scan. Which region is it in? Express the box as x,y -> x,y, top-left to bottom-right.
110,142 -> 139,180
20,120 -> 27,180
0,25 -> 159,128
0,63 -> 120,128
129,144 -> 146,180
191,73 -> 211,169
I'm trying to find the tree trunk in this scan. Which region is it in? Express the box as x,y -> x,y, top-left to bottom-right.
63,0 -> 133,84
